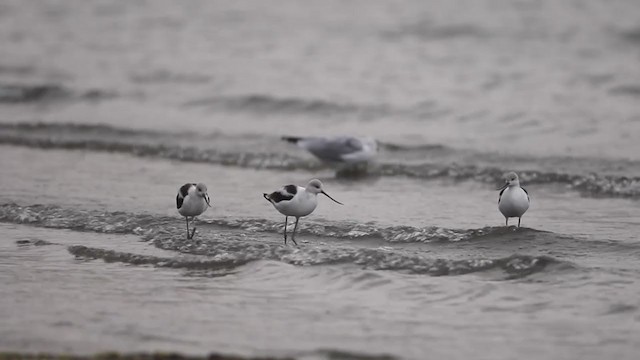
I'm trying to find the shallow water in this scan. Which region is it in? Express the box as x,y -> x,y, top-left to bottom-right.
1,0 -> 640,359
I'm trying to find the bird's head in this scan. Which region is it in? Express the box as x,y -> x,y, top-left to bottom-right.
307,179 -> 343,205
497,172 -> 520,190
195,183 -> 211,207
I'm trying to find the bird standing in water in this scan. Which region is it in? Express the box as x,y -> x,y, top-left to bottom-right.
263,179 -> 343,245
497,172 -> 530,227
176,183 -> 211,239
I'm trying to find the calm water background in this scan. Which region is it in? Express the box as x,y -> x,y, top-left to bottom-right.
1,1 -> 640,359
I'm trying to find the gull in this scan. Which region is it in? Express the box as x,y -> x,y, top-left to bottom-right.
176,183 -> 211,239
497,172 -> 530,227
263,179 -> 343,245
282,136 -> 378,165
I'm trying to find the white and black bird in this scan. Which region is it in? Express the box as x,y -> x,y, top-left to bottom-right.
263,179 -> 343,245
281,136 -> 378,165
497,172 -> 530,227
176,183 -> 211,239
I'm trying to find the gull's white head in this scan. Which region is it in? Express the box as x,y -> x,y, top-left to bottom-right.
341,137 -> 378,163
361,137 -> 378,152
195,183 -> 211,207
305,179 -> 323,194
498,172 -> 520,190
306,179 -> 343,205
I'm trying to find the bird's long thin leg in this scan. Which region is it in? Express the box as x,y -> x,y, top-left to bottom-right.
185,217 -> 191,239
283,216 -> 288,244
291,217 -> 299,246
505,217 -> 509,227
190,217 -> 197,239
518,217 -> 521,228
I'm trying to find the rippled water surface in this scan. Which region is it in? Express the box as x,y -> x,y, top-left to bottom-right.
1,0 -> 640,359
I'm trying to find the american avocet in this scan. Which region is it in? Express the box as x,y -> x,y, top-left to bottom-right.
497,172 -> 530,227
176,183 -> 211,239
263,179 -> 343,245
282,136 -> 378,165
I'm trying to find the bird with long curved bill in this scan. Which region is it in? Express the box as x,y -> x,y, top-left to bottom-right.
176,182 -> 211,239
497,172 -> 530,227
263,179 -> 343,245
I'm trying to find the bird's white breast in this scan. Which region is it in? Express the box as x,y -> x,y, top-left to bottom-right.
499,186 -> 529,218
179,194 -> 208,217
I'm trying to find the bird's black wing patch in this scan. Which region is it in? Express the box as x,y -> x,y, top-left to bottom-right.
179,183 -> 195,197
177,183 -> 195,209
284,184 -> 297,195
269,191 -> 295,203
498,188 -> 505,204
522,187 -> 530,202
266,184 -> 297,203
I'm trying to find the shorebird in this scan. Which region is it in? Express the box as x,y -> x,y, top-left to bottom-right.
263,179 -> 343,245
281,136 -> 378,165
497,172 -> 530,227
176,183 -> 211,239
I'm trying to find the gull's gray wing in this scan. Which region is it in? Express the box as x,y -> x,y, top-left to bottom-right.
300,137 -> 364,162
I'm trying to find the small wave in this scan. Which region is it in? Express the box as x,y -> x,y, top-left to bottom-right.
303,349 -> 397,360
0,83 -> 115,103
184,94 -> 395,119
0,352 -> 292,360
68,245 -> 248,271
128,230 -> 566,278
71,236 -> 562,279
0,203 -> 159,235
618,27 -> 640,44
383,254 -> 560,279
609,84 -> 640,97
0,84 -> 69,103
603,303 -> 638,315
378,141 -> 447,152
0,122 -> 162,136
129,69 -> 212,85
208,219 -> 553,244
383,21 -> 490,41
16,239 -> 55,246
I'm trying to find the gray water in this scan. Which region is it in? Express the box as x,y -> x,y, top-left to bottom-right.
1,1 -> 640,359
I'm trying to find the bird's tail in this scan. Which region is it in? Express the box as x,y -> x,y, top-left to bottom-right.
263,193 -> 272,203
281,136 -> 304,144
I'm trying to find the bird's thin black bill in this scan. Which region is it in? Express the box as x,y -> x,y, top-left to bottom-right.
322,191 -> 344,205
